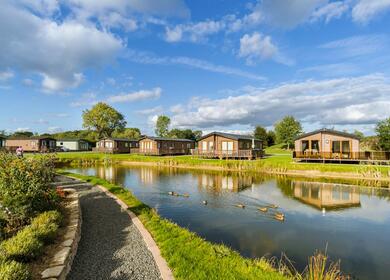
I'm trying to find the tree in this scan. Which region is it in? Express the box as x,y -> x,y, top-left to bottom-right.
82,102 -> 126,138
168,129 -> 201,141
155,115 -> 170,137
11,131 -> 34,138
353,130 -> 365,140
376,117 -> 390,151
112,128 -> 141,139
266,130 -> 276,146
254,125 -> 267,144
274,116 -> 302,149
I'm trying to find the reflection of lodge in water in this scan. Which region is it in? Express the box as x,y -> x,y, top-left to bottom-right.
292,181 -> 361,210
96,165 -> 117,182
198,173 -> 255,192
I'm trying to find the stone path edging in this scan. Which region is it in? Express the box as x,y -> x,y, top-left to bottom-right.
95,185 -> 174,280
40,188 -> 82,280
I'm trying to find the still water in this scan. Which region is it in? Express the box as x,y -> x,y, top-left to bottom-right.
67,165 -> 390,280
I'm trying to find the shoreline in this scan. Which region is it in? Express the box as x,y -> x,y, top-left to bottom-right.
119,160 -> 390,184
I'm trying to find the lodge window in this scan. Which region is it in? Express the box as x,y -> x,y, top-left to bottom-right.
202,141 -> 208,151
332,141 -> 340,153
208,141 -> 214,150
311,140 -> 319,151
187,143 -> 191,148
302,140 -> 309,152
246,142 -> 250,149
342,141 -> 350,154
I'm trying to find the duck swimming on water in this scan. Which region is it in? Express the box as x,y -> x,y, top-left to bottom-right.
235,204 -> 245,209
258,207 -> 268,212
202,200 -> 208,205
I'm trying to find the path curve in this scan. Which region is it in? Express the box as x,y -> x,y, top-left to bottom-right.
56,176 -> 163,280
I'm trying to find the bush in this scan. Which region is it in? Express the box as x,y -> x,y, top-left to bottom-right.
0,210 -> 62,262
0,227 -> 44,262
0,153 -> 58,228
0,260 -> 30,280
30,211 -> 62,242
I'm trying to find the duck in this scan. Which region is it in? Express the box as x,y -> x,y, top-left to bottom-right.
202,200 -> 208,205
274,212 -> 285,221
182,193 -> 190,198
168,191 -> 174,195
258,207 -> 268,212
269,204 -> 278,209
235,203 -> 245,209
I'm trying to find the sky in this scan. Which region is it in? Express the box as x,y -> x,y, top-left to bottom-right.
1,0 -> 390,136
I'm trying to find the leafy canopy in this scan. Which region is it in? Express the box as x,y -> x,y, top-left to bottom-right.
376,117 -> 390,151
155,115 -> 171,137
82,102 -> 126,138
274,116 -> 302,149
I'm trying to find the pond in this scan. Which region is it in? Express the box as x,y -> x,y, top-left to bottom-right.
66,164 -> 390,280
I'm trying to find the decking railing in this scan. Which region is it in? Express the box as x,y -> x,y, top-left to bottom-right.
191,149 -> 263,159
293,151 -> 390,161
138,148 -> 190,156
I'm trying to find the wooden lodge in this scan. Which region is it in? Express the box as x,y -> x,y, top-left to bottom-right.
293,128 -> 390,164
0,136 -> 5,149
94,138 -> 139,154
5,136 -> 57,152
139,136 -> 195,156
193,132 -> 263,159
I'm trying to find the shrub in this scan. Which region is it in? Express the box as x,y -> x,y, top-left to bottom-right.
0,227 -> 44,262
0,153 -> 58,228
0,210 -> 62,262
30,211 -> 62,242
0,260 -> 30,280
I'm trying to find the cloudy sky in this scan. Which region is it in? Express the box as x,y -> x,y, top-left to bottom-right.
1,0 -> 390,135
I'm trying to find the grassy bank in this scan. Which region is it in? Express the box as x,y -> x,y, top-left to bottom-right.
55,151 -> 390,180
58,170 -> 288,280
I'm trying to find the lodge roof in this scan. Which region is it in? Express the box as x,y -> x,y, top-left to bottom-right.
99,138 -> 139,142
199,131 -> 259,141
295,128 -> 360,141
140,136 -> 195,142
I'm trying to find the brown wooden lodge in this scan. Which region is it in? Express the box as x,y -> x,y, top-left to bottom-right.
139,136 -> 195,156
192,132 -> 263,159
94,138 -> 139,154
293,129 -> 390,164
5,136 -> 57,152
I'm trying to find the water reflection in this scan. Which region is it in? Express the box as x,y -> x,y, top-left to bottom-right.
292,181 -> 361,211
197,173 -> 255,192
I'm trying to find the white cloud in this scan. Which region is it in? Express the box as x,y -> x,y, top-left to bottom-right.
0,70 -> 15,82
107,87 -> 162,103
47,126 -> 62,133
15,127 -> 31,132
320,34 -> 388,57
170,104 -> 185,114
171,74 -> 390,130
126,50 -> 265,80
22,78 -> 34,86
70,92 -> 98,107
352,0 -> 390,23
0,2 -> 123,92
239,32 -> 278,65
136,106 -> 163,115
310,1 -> 349,23
298,63 -> 360,77
19,0 -> 60,17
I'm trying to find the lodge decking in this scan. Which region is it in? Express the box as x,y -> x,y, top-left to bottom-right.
293,151 -> 390,164
191,149 -> 263,159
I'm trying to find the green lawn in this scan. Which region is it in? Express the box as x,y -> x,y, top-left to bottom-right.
58,171 -> 289,280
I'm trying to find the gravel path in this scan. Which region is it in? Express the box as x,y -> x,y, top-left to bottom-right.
58,177 -> 162,280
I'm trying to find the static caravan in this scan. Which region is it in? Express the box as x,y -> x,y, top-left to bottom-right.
56,139 -> 92,151
194,132 -> 263,159
139,137 -> 195,156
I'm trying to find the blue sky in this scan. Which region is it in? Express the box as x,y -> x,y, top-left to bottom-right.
1,0 -> 390,136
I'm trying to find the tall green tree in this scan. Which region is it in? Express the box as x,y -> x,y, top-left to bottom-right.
11,131 -> 34,138
254,125 -> 267,143
82,102 -> 126,138
267,130 -> 276,146
168,129 -> 202,140
274,116 -> 302,149
155,115 -> 170,137
376,117 -> 390,151
112,128 -> 141,139
353,130 -> 365,140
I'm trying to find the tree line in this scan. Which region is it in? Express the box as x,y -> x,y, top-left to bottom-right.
1,102 -> 389,151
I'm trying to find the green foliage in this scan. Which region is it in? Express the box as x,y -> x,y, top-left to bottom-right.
376,117 -> 390,151
353,130 -> 364,140
0,153 -> 58,228
274,116 -> 302,149
267,131 -> 276,146
112,127 -> 141,139
155,115 -> 171,137
254,126 -> 267,141
0,260 -> 30,280
0,210 -> 61,262
82,102 -> 126,138
51,129 -> 99,142
9,131 -> 34,138
168,128 -> 202,140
